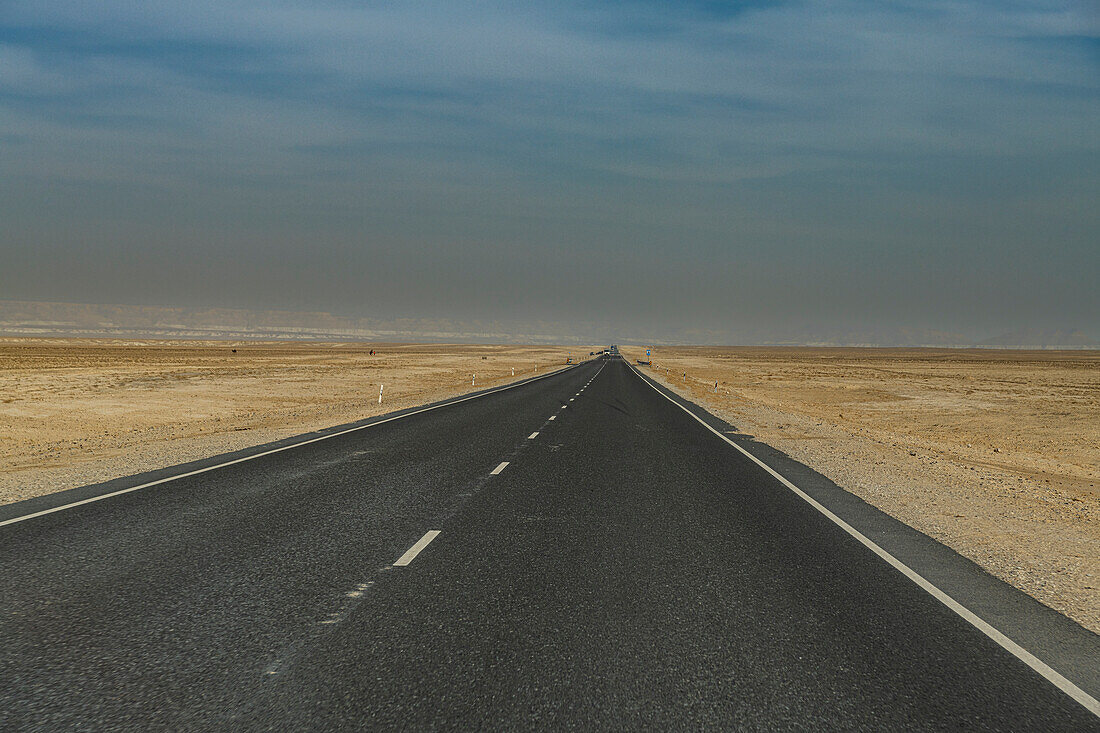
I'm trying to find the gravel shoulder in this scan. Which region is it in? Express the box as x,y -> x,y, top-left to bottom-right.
1,339 -> 593,506
623,346 -> 1099,634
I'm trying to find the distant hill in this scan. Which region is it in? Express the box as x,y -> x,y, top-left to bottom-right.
753,326 -> 1098,349
751,326 -> 978,348
977,328 -> 1100,349
1,300 -> 1096,348
0,301 -> 586,344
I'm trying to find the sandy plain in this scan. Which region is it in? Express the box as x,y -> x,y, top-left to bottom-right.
622,345 -> 1099,633
4,340 -> 1096,632
0,339 -> 594,506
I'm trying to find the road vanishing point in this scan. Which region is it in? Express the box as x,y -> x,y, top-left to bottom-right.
2,355 -> 1098,730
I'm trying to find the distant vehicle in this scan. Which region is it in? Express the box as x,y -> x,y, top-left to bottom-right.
566,357 -> 573,364
589,352 -> 594,356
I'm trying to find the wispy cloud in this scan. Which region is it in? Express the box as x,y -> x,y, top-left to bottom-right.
1,0 -> 1097,337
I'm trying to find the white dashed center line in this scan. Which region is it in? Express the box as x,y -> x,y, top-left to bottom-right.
491,461 -> 510,475
548,415 -> 556,420
394,530 -> 441,567
528,432 -> 539,439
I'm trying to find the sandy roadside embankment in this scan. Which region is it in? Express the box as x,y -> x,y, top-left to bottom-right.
623,345 -> 1099,634
1,339 -> 597,506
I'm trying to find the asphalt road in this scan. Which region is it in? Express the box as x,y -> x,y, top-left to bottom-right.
1,356 -> 1097,730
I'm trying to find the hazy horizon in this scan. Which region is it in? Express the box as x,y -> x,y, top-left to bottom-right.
2,298 -> 1098,348
2,1 -> 1097,341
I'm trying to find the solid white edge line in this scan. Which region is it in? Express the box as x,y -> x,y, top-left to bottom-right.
528,432 -> 539,439
393,530 -> 441,566
490,461 -> 510,475
626,361 -> 1100,718
0,363 -> 587,529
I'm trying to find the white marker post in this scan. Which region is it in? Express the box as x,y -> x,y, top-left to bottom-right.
512,367 -> 515,376
379,384 -> 384,404
472,373 -> 476,386
714,381 -> 719,393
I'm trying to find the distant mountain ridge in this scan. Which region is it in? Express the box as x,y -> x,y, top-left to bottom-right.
1,301 -> 1096,348
0,300 -> 586,344
978,328 -> 1099,349
746,326 -> 1100,349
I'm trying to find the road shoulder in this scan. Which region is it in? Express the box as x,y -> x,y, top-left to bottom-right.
0,363 -> 581,526
627,361 -> 1100,709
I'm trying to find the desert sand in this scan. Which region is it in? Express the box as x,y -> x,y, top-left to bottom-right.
5,339 -> 1096,632
0,339 -> 594,505
622,346 -> 1099,633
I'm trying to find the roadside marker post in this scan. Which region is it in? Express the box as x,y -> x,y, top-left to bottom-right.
472,373 -> 476,387
379,384 -> 384,404
0,362 -> 581,532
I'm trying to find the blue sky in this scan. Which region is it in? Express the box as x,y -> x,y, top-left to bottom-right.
1,0 -> 1097,341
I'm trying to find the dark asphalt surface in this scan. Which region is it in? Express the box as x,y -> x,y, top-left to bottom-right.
1,356 -> 1097,730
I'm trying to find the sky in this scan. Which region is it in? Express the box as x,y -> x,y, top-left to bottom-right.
1,0 -> 1097,343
